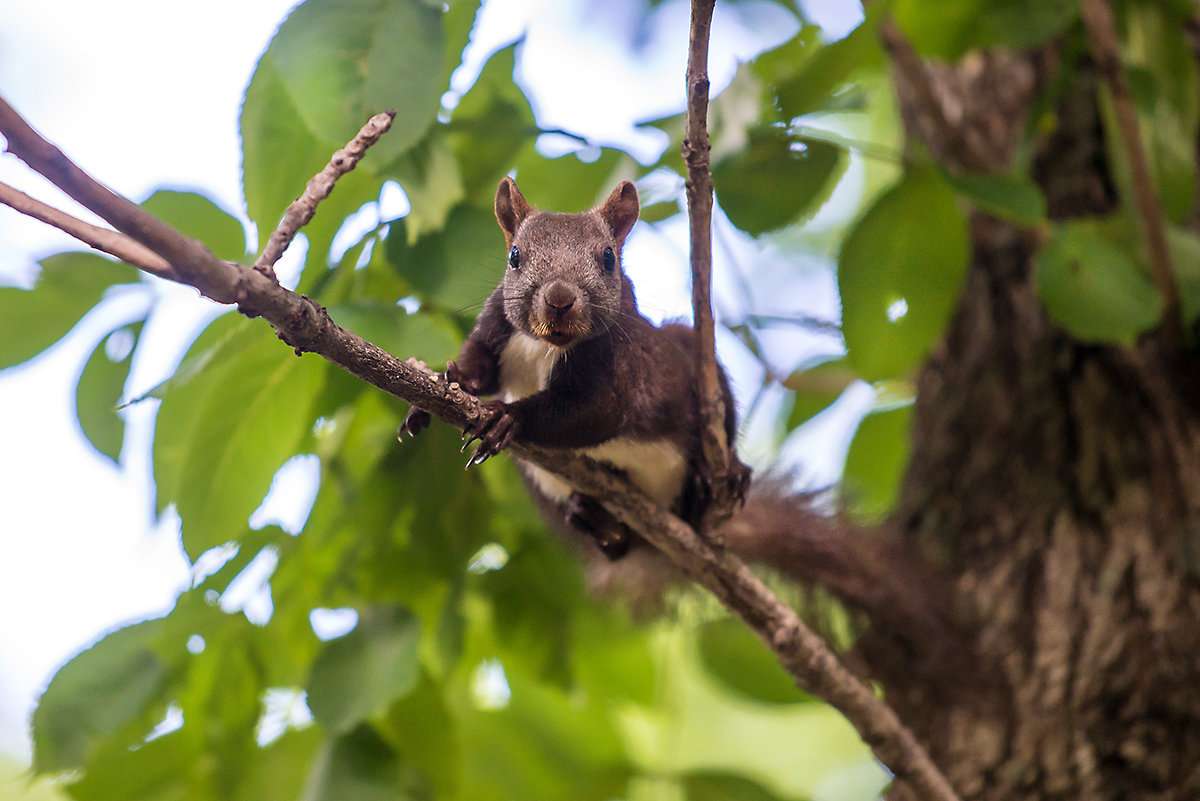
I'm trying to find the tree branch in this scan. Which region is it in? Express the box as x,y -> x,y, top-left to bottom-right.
679,5 -> 958,800
1079,0 -> 1185,348
682,0 -> 736,526
0,180 -> 173,279
0,94 -> 959,801
251,110 -> 396,282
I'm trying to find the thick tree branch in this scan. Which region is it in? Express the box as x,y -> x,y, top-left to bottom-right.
1079,0 -> 1184,348
251,110 -> 396,282
0,94 -> 958,801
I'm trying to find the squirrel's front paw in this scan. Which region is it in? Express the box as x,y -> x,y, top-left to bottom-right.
445,359 -> 485,397
461,400 -> 516,466
687,455 -> 753,529
730,456 -> 752,508
398,406 -> 431,440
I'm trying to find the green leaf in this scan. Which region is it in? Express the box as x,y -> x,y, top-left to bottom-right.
838,166 -> 969,381
947,172 -> 1047,226
324,301 -> 460,366
1167,226 -> 1200,327
384,133 -> 465,238
892,0 -> 1075,59
140,190 -> 247,262
639,199 -> 680,224
440,1 -> 482,92
377,672 -> 461,798
1121,4 -> 1199,223
32,620 -> 172,774
681,770 -> 795,801
303,725 -> 427,801
696,618 -> 812,705
241,52 -> 335,241
307,605 -> 422,733
765,6 -> 885,119
783,357 -> 856,430
571,610 -> 657,706
480,535 -> 589,688
64,731 -> 198,801
714,128 -> 845,236
76,322 -> 143,464
385,204 -> 503,311
0,252 -> 137,370
175,617 -> 263,788
1033,221 -> 1160,344
458,671 -> 631,801
154,320 -> 328,557
235,728 -> 323,801
443,42 -> 537,202
513,148 -> 625,213
890,0 -> 979,59
971,0 -> 1077,51
241,0 -> 443,241
843,404 -> 913,519
261,0 -> 443,166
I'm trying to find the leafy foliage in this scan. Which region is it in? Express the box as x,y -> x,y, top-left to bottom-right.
838,165 -> 969,383
10,0 -> 1199,797
0,253 -> 137,370
1034,219 -> 1161,343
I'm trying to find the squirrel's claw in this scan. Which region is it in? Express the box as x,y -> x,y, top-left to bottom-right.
730,457 -> 752,508
460,400 -> 516,468
398,406 -> 431,440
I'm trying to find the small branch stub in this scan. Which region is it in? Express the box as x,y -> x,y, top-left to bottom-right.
251,110 -> 396,283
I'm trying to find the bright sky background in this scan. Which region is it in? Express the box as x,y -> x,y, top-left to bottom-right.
0,0 -> 862,766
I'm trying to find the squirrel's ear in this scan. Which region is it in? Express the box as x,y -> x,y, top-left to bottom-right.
495,177 -> 532,246
598,181 -> 639,245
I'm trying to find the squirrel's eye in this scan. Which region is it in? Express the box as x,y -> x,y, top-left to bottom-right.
602,246 -> 615,271
508,246 -> 520,270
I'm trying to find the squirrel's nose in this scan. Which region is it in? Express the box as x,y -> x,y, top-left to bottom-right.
544,282 -> 576,314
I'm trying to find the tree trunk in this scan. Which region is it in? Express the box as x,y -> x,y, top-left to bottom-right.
863,35 -> 1200,801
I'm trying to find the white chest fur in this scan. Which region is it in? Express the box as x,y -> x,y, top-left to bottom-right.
497,334 -> 688,509
498,331 -> 561,402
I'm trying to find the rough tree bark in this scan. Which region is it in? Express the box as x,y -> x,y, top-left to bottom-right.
850,26 -> 1200,801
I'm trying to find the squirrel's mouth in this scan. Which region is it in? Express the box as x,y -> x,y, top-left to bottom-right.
542,330 -> 576,347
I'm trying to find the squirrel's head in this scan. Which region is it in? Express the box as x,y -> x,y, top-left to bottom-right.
494,177 -> 639,348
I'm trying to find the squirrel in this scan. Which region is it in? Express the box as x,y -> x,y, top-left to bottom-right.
400,177 -> 752,583
401,180 -> 941,625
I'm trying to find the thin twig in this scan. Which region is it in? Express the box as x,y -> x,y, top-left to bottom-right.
1079,0 -> 1184,348
681,5 -> 958,801
251,110 -> 396,282
682,0 -> 736,524
0,93 -> 959,801
0,180 -> 173,279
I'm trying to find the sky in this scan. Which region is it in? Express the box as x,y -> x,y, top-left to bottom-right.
0,0 -> 863,767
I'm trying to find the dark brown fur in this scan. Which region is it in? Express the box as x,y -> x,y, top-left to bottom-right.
402,178 -> 744,559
